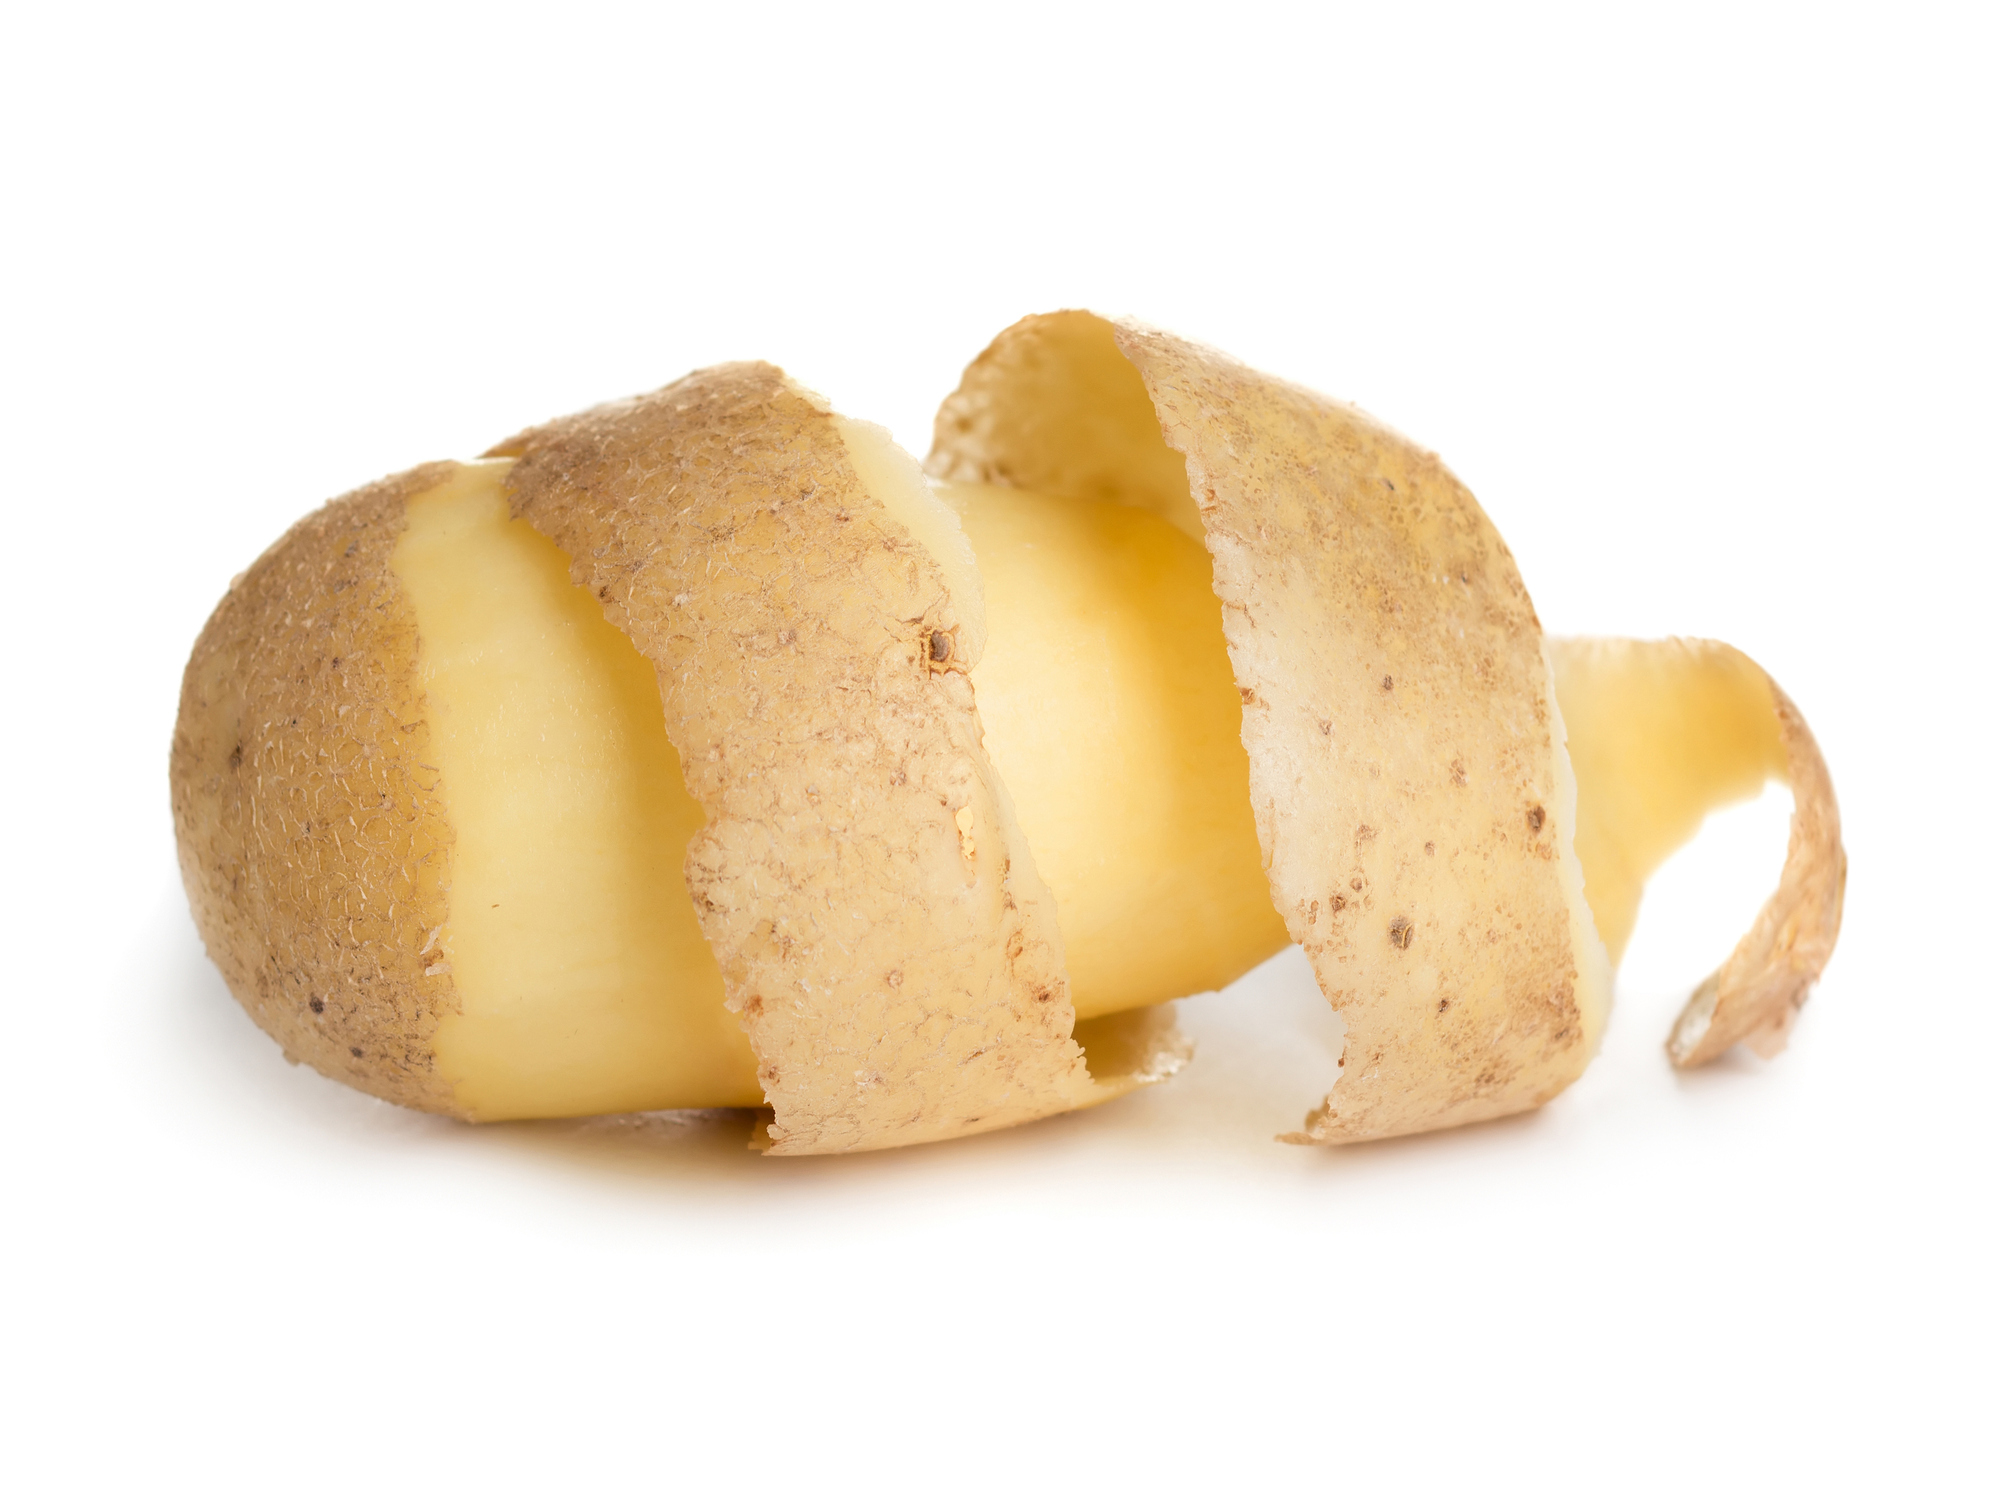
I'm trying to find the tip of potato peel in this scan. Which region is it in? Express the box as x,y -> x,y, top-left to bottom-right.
1666,972 -> 1722,1067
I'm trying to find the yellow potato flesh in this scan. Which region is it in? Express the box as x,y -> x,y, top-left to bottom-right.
392,462 -> 762,1120
390,460 -> 1284,1116
938,482 -> 1291,1019
1553,640 -> 1787,966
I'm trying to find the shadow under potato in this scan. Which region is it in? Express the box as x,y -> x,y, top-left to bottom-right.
157,889 -> 1781,1196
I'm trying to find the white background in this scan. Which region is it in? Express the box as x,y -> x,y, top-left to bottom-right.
4,3 -> 1998,1490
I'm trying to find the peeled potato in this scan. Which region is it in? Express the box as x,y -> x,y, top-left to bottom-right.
937,479 -> 1289,1020
171,313 -> 1844,1153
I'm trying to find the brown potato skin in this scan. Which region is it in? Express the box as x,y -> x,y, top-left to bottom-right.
931,313 -> 1594,1143
171,465 -> 469,1115
488,364 -> 1106,1153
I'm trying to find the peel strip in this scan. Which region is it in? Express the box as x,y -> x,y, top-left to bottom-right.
485,363 -> 1189,1153
931,311 -> 1606,1142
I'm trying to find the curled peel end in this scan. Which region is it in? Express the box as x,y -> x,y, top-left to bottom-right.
1667,676 -> 1846,1068
743,1012 -> 1189,1154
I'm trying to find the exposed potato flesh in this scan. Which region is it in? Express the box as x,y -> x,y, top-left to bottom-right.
1552,637 -> 1844,1065
392,461 -> 761,1118
931,311 -> 1613,1144
939,481 -> 1289,1018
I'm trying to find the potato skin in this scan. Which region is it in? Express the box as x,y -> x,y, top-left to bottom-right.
489,363 -> 1105,1153
1122,324 -> 1597,1141
171,464 -> 469,1115
932,313 -> 1601,1143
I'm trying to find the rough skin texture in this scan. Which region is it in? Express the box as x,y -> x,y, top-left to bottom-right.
930,313 -> 1595,1143
171,465 -> 468,1115
490,364 -> 1104,1153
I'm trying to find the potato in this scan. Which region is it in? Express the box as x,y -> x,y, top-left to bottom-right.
172,314 -> 1844,1153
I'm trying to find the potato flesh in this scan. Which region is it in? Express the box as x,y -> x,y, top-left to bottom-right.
392,462 -> 761,1119
938,481 -> 1290,1019
392,461 -> 1280,1115
357,454 -> 1785,1116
